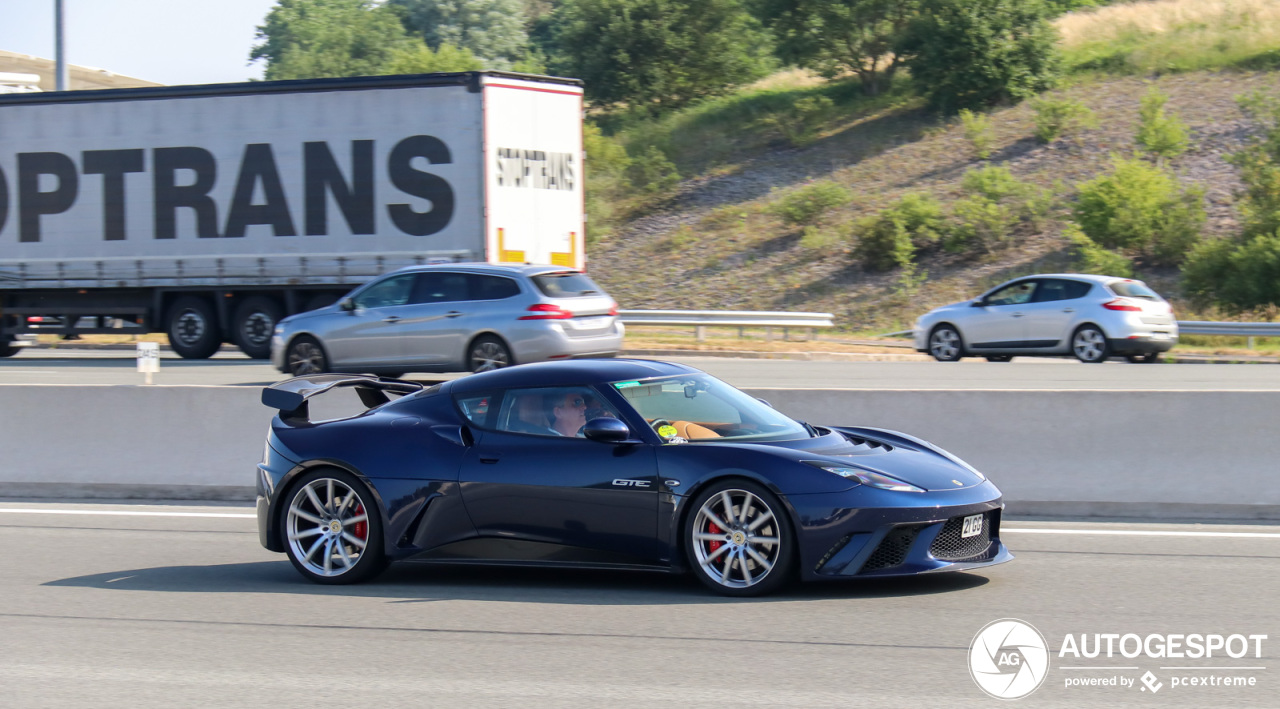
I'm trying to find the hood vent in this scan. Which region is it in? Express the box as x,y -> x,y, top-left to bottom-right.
841,434 -> 894,453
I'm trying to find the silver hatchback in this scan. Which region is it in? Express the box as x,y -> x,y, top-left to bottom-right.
913,274 -> 1177,363
272,263 -> 624,376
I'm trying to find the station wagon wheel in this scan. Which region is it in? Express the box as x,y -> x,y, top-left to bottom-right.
287,335 -> 328,376
685,481 -> 794,596
282,469 -> 385,584
928,325 -> 964,362
468,335 -> 512,372
1072,325 -> 1110,363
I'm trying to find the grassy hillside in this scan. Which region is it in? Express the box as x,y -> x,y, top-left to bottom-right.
585,0 -> 1280,333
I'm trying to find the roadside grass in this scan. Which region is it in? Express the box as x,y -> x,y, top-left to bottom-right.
1057,0 -> 1280,75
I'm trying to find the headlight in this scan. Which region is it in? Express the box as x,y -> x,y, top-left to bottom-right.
818,465 -> 925,493
273,325 -> 284,335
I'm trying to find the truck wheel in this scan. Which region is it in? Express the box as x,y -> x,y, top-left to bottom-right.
233,296 -> 282,360
167,296 -> 221,360
0,338 -> 19,358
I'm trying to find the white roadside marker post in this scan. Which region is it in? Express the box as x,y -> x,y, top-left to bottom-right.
137,341 -> 160,385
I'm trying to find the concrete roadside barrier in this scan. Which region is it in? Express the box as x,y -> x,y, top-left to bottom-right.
1,384 -> 1277,520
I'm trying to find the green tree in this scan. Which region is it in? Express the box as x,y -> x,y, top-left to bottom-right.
548,0 -> 774,114
901,0 -> 1061,114
1232,92 -> 1280,240
1135,86 -> 1190,164
250,0 -> 417,80
1183,233 -> 1280,311
390,0 -> 531,67
382,42 -> 485,73
754,0 -> 920,95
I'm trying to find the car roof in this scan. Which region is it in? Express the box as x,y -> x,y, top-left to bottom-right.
445,359 -> 702,394
382,262 -> 581,278
1001,273 -> 1137,285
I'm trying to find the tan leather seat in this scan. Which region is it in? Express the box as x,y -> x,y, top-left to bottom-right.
675,421 -> 720,439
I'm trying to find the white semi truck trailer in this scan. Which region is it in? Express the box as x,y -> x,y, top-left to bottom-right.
0,71 -> 585,358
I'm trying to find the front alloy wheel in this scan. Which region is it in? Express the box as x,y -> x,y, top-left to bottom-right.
283,471 -> 385,584
686,482 -> 792,596
287,336 -> 328,375
929,326 -> 963,362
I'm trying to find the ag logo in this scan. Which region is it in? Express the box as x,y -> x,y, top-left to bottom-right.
969,618 -> 1050,700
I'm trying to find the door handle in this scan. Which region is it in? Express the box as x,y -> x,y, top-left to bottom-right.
445,311 -> 463,319
1062,308 -> 1074,313
382,315 -> 401,323
479,455 -> 501,464
1011,312 -> 1024,318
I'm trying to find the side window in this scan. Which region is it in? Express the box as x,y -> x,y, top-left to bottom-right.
1032,279 -> 1069,303
494,386 -> 621,438
455,393 -> 496,427
414,272 -> 469,303
353,274 -> 417,309
1063,280 -> 1093,299
471,275 -> 521,301
986,281 -> 1037,306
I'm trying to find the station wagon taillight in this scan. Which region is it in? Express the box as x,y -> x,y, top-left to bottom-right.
1102,299 -> 1141,311
519,304 -> 574,320
608,302 -> 618,316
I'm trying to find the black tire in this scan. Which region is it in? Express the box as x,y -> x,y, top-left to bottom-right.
0,338 -> 19,358
166,296 -> 221,360
985,355 -> 1013,363
1126,353 -> 1160,364
468,334 -> 513,372
928,325 -> 964,362
279,468 -> 387,585
232,296 -> 283,360
286,335 -> 329,376
1071,324 -> 1110,363
684,479 -> 795,597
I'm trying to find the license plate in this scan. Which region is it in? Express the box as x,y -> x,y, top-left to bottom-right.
574,316 -> 609,329
961,514 -> 984,538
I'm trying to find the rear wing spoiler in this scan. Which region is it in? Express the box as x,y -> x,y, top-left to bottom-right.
262,374 -> 423,423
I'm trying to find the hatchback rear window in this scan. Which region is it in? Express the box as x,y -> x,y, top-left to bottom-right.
1107,280 -> 1159,299
531,272 -> 604,298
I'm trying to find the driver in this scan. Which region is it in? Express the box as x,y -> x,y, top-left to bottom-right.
547,391 -> 589,437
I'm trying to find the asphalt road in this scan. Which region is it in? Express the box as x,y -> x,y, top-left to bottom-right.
1,502 -> 1275,707
4,348 -> 1280,390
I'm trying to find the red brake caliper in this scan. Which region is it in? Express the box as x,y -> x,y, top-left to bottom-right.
353,504 -> 368,541
708,522 -> 722,553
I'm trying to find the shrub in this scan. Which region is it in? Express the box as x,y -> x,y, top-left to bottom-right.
764,95 -> 835,147
1031,96 -> 1098,143
1063,223 -> 1133,276
961,165 -> 1026,202
582,122 -> 632,242
1233,91 -> 1280,239
854,193 -> 946,270
946,196 -> 1016,253
799,225 -> 841,250
771,181 -> 852,226
958,109 -> 995,159
1136,86 -> 1190,163
901,0 -> 1062,113
1182,232 -> 1280,311
627,145 -> 681,194
1073,156 -> 1205,265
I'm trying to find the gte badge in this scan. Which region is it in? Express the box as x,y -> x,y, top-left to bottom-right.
969,619 -> 1050,700
612,479 -> 650,488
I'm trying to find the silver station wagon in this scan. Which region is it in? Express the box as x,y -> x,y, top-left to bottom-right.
272,263 -> 624,376
913,273 -> 1178,363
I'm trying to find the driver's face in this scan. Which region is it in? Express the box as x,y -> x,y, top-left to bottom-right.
555,395 -> 587,424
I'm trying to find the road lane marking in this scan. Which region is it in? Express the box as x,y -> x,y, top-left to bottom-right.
0,508 -> 254,519
1004,528 -> 1280,539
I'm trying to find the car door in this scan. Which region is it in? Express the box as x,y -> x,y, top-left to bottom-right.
321,273 -> 417,368
1020,278 -> 1086,349
963,280 -> 1038,349
453,387 -> 662,563
397,271 -> 474,368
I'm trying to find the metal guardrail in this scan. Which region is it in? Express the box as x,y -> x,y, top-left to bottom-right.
1176,321 -> 1280,337
618,310 -> 834,343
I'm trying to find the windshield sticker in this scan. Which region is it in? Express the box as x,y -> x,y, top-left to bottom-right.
657,424 -> 678,438
614,381 -> 641,389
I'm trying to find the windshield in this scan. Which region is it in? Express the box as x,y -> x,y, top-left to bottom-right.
611,374 -> 811,443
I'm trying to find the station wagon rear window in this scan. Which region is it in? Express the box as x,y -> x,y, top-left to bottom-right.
532,272 -> 603,298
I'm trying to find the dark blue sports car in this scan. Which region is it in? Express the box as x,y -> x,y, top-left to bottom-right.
257,359 -> 1012,596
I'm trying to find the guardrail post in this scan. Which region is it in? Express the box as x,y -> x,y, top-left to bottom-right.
696,325 -> 706,343
765,327 -> 773,341
1248,336 -> 1255,350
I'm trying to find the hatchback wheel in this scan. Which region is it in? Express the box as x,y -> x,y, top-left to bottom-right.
281,469 -> 386,584
928,325 -> 964,362
1126,353 -> 1160,364
1072,325 -> 1110,363
685,481 -> 794,596
985,355 -> 1013,363
468,335 -> 512,372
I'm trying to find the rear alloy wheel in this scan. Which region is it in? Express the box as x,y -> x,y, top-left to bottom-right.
928,325 -> 964,362
167,296 -> 221,360
468,335 -> 512,372
985,355 -> 1013,363
685,481 -> 793,597
232,296 -> 283,360
1072,325 -> 1110,363
1126,353 -> 1160,364
286,335 -> 328,376
281,469 -> 386,584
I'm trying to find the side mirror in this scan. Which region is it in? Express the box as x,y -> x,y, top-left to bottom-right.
340,297 -> 356,313
756,397 -> 773,408
583,417 -> 633,443
971,299 -> 986,307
